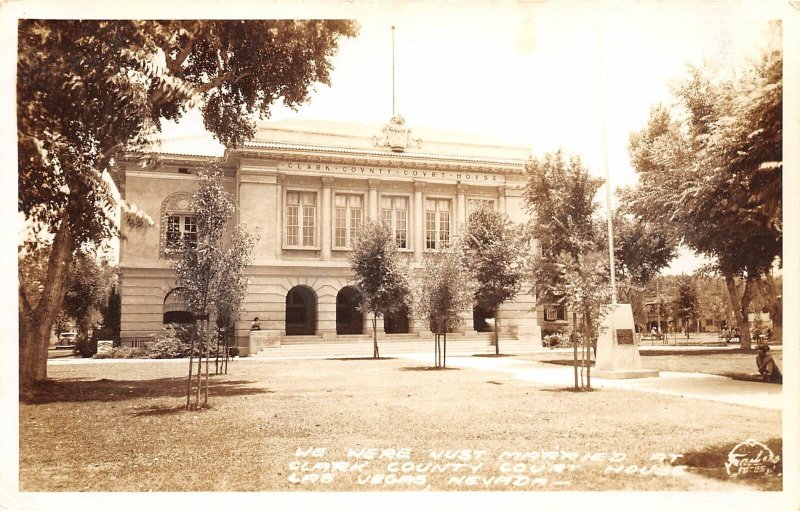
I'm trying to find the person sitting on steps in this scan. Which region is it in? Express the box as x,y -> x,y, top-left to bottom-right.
756,344 -> 782,383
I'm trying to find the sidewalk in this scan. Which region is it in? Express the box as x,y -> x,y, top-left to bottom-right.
394,352 -> 783,411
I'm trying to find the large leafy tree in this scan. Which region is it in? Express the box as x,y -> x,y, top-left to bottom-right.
18,20 -> 358,387
461,204 -> 527,355
524,150 -> 610,390
672,277 -> 699,337
348,220 -> 411,359
624,41 -> 782,349
604,212 -> 676,331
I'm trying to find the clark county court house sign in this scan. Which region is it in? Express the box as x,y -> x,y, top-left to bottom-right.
113,117 -> 564,355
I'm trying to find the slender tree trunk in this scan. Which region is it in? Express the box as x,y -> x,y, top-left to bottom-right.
204,324 -> 210,406
763,273 -> 782,342
724,274 -> 754,349
434,333 -> 438,367
19,222 -> 75,389
372,314 -> 379,359
223,330 -> 229,375
215,330 -> 220,374
186,321 -> 197,409
443,331 -> 447,368
195,321 -> 203,407
572,333 -> 578,390
493,307 -> 499,355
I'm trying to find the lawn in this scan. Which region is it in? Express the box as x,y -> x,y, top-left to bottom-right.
535,348 -> 783,381
20,356 -> 781,492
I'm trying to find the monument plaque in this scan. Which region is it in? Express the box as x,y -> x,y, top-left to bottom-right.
615,329 -> 634,345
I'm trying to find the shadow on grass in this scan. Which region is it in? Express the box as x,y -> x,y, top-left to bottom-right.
399,366 -> 461,371
542,359 -> 595,367
21,377 -> 271,404
325,357 -> 398,361
541,387 -> 600,393
677,438 -> 782,490
472,354 -> 515,358
640,348 -> 757,356
720,372 -> 781,384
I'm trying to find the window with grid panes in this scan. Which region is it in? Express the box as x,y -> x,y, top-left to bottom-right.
425,198 -> 451,250
380,196 -> 408,249
165,214 -> 197,249
285,191 -> 317,247
334,194 -> 363,248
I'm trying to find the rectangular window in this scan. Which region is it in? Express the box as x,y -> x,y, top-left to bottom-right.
334,194 -> 363,249
425,198 -> 451,250
165,215 -> 197,250
286,191 -> 317,247
381,196 -> 408,249
544,306 -> 566,322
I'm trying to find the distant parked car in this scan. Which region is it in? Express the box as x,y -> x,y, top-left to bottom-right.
58,332 -> 76,346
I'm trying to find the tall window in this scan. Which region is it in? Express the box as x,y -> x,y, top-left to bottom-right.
286,191 -> 317,247
381,196 -> 408,249
425,198 -> 451,250
165,214 -> 197,249
334,194 -> 363,248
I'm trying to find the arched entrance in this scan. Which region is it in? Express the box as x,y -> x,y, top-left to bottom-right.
473,304 -> 493,332
336,286 -> 364,335
163,288 -> 193,325
384,305 -> 410,334
286,286 -> 317,335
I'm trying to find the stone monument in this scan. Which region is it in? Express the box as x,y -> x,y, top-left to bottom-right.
593,303 -> 659,379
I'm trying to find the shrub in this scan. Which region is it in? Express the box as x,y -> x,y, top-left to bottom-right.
229,346 -> 240,357
75,336 -> 98,358
542,331 -> 571,348
149,335 -> 190,359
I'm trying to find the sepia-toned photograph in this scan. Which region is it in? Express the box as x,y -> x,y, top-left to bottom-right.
4,1 -> 797,510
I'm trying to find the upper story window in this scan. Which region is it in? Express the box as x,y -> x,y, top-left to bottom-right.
544,305 -> 566,322
166,214 -> 197,250
381,196 -> 408,249
160,192 -> 194,259
285,191 -> 317,248
425,198 -> 451,250
334,194 -> 363,249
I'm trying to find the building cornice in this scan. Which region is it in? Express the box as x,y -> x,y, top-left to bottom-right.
230,143 -> 527,175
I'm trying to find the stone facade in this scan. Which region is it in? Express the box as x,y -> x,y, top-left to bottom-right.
115,119 -> 543,355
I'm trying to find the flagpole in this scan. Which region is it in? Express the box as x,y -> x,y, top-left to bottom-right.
391,25 -> 396,117
598,20 -> 617,305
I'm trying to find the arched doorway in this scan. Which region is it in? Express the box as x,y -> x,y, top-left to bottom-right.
336,286 -> 364,335
473,304 -> 493,333
163,288 -> 193,325
286,286 -> 317,335
384,305 -> 410,334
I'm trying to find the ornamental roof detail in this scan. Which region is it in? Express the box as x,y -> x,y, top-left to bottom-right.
372,115 -> 422,153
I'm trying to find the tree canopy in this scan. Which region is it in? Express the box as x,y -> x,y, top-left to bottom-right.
348,220 -> 411,358
461,204 -> 527,354
623,36 -> 782,348
18,20 -> 357,387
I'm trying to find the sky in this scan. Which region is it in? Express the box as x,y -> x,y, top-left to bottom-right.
153,2 -> 782,275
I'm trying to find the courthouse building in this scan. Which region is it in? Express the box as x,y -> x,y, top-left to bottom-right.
115,117 -> 556,355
